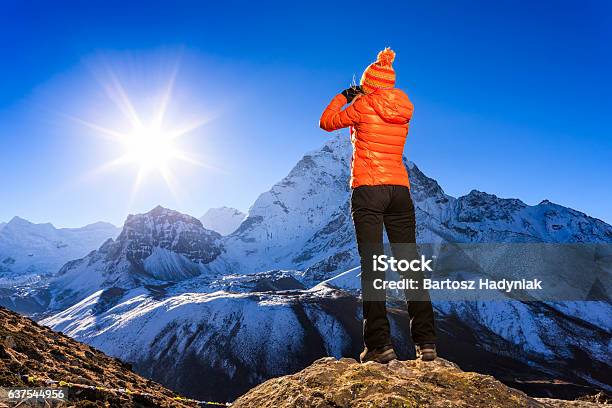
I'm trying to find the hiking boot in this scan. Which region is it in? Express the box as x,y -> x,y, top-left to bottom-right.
416,343 -> 437,361
360,345 -> 397,364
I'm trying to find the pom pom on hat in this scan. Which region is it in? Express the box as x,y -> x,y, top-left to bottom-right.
376,47 -> 396,67
360,47 -> 397,94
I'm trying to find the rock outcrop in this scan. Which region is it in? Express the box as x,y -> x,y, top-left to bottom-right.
232,357 -> 608,408
0,306 -> 197,407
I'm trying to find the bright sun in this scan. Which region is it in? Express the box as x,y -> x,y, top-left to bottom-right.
68,63 -> 212,205
122,125 -> 179,171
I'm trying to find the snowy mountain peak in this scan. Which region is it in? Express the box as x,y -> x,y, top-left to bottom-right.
7,216 -> 31,225
200,207 -> 246,235
126,205 -> 194,224
5,216 -> 54,231
119,205 -> 222,265
451,190 -> 527,227
48,207 -> 224,310
210,133 -> 353,274
462,189 -> 526,210
406,162 -> 447,202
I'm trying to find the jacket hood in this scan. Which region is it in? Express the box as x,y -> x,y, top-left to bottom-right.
365,88 -> 413,124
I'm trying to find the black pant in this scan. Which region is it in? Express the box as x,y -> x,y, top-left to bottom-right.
351,184 -> 436,349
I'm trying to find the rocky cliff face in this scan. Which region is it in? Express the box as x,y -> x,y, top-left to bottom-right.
232,357 -> 607,408
121,205 -> 222,265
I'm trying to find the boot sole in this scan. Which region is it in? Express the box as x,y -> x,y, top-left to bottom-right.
419,351 -> 437,361
361,348 -> 398,364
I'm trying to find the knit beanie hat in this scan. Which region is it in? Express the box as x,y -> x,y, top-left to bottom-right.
360,48 -> 396,94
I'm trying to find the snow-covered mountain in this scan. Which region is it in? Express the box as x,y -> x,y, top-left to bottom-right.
206,136 -> 353,277
47,206 -> 222,311
30,134 -> 612,401
0,217 -> 120,286
200,207 -> 246,235
208,135 -> 611,282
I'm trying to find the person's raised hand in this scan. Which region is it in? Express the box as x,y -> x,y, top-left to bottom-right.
341,85 -> 363,104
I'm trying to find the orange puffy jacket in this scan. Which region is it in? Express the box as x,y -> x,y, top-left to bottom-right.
319,88 -> 414,189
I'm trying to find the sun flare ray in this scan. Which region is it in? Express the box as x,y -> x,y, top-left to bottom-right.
153,63 -> 179,130
64,114 -> 126,141
166,113 -> 218,141
102,66 -> 143,128
159,164 -> 183,203
127,166 -> 147,209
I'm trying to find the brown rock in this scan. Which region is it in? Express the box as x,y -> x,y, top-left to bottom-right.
232,357 -> 608,408
3,336 -> 16,350
0,306 -> 196,407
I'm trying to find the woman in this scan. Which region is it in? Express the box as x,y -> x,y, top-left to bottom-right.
319,48 -> 437,363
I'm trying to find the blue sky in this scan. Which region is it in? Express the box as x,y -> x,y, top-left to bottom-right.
1,0 -> 610,227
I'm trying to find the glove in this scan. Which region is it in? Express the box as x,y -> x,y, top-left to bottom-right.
341,86 -> 363,104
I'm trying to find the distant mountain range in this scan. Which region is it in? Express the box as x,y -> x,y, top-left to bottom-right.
0,217 -> 119,285
2,134 -> 611,403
